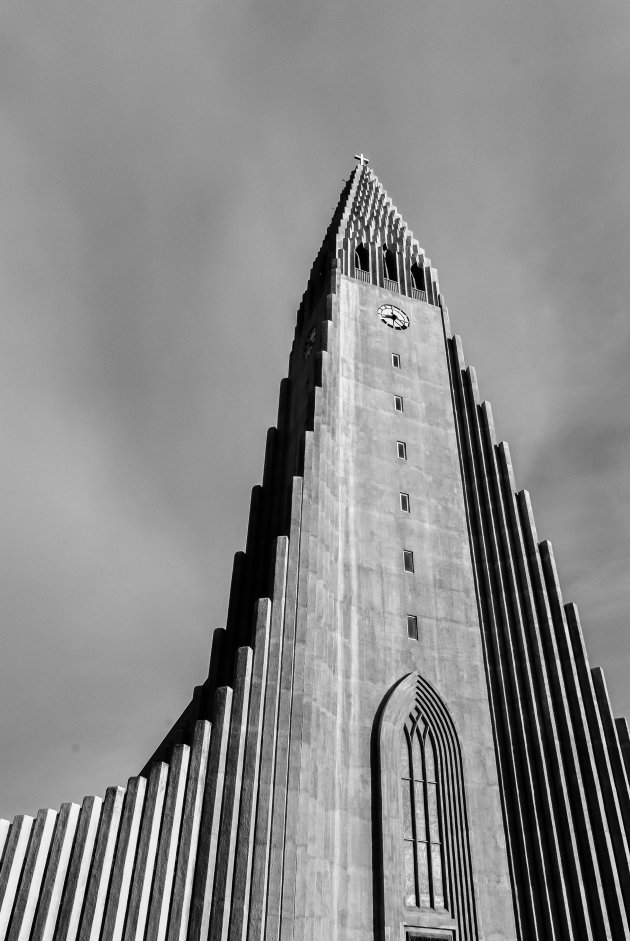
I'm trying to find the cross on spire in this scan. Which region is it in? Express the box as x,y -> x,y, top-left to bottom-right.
354,153 -> 369,166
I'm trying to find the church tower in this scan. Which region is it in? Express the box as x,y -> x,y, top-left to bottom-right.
2,160 -> 630,941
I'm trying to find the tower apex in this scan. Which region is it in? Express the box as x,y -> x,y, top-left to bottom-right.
354,152 -> 369,165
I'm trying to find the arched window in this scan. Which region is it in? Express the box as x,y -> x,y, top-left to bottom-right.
376,672 -> 479,940
383,247 -> 398,282
355,243 -> 370,272
410,262 -> 426,292
401,719 -> 445,909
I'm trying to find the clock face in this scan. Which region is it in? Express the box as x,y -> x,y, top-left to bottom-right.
303,327 -> 317,360
378,304 -> 409,330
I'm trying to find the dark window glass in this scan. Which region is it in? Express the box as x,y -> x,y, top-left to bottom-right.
411,262 -> 426,292
397,440 -> 407,460
403,550 -> 414,573
392,353 -> 401,368
355,242 -> 370,272
383,246 -> 398,281
400,492 -> 410,513
407,615 -> 418,640
395,395 -> 404,412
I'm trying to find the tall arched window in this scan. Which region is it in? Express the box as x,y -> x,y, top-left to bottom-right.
376,672 -> 479,940
410,262 -> 426,292
355,243 -> 370,272
401,719 -> 445,910
383,247 -> 398,282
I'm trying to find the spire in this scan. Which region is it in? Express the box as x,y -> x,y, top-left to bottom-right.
297,161 -> 442,327
335,162 -> 441,303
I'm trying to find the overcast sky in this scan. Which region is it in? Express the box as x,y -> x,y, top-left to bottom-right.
1,1 -> 629,820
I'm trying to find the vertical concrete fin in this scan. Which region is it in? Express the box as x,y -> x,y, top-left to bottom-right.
495,440 -> 586,938
100,774 -> 147,941
446,339 -> 529,941
466,386 -> 554,940
187,684 -> 233,941
228,599 -> 272,941
466,366 -> 481,404
222,552 -> 248,686
615,718 -> 630,784
145,745 -> 191,941
245,486 -> 263,560
459,368 -> 543,937
247,538 -> 290,941
516,491 -> 599,939
453,335 -> 466,372
564,604 -> 630,911
0,816 -> 34,938
439,294 -> 452,337
538,541 -> 623,937
481,400 -> 497,445
478,402 -> 572,939
287,390 -> 328,936
448,336 -> 627,939
497,440 -> 518,493
31,802 -> 80,941
7,807 -> 57,941
122,761 -> 169,941
263,478 -> 304,941
165,720 -> 211,941
210,646 -> 254,939
0,820 -> 10,867
591,668 -> 630,840
280,451 -> 319,934
55,795 -> 103,941
78,785 -> 126,941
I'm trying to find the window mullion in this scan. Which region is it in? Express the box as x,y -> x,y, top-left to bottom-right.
423,774 -> 435,907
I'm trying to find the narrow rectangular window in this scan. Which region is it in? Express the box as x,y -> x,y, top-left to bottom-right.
394,395 -> 404,412
407,615 -> 418,640
392,352 -> 401,368
397,440 -> 407,460
403,549 -> 414,573
400,492 -> 410,513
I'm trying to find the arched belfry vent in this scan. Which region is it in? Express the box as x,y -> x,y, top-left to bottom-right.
354,241 -> 370,276
338,165 -> 441,304
295,162 -> 441,333
377,672 -> 479,941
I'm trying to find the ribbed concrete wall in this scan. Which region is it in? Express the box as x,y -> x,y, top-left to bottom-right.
447,326 -> 630,939
0,723 -> 204,941
0,510 -> 307,940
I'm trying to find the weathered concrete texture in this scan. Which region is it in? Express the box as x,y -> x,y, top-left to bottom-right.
277,272 -> 515,941
55,796 -> 103,940
1,162 -> 629,941
166,720 -> 210,941
31,802 -> 80,941
0,816 -> 33,937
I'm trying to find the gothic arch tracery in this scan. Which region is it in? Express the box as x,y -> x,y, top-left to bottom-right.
376,672 -> 479,940
401,717 -> 445,910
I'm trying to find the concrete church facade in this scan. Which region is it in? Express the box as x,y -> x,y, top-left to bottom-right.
1,161 -> 630,940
